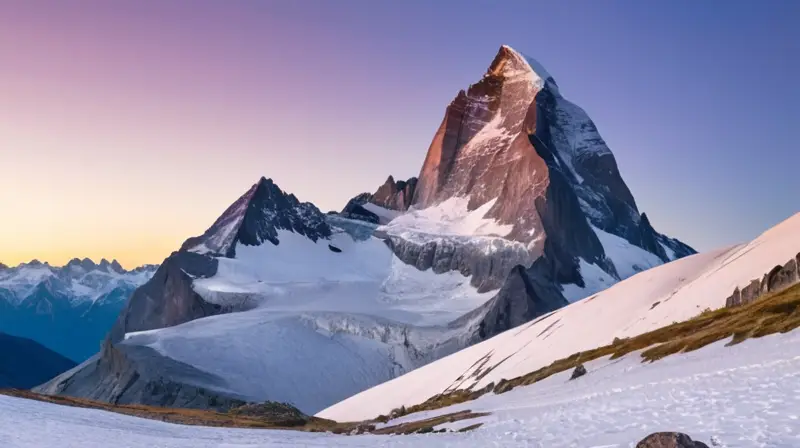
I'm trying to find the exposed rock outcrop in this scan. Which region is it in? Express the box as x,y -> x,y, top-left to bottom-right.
340,193 -> 380,224
108,251 -> 221,343
339,176 -> 418,224
725,252 -> 800,307
373,176 -> 418,211
36,340 -> 247,411
465,251 -> 570,341
384,234 -> 533,293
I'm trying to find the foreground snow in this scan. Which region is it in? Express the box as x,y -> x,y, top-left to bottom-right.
384,330 -> 800,447
321,213 -> 800,421
4,329 -> 800,447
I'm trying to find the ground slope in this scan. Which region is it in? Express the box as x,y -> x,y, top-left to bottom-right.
4,329 -> 800,447
320,212 -> 800,421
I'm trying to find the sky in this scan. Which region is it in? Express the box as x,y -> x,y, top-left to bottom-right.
1,0 -> 798,268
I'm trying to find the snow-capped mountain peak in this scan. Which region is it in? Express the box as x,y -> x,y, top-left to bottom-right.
39,45 -> 697,415
0,258 -> 157,306
498,44 -> 560,94
0,258 -> 158,362
183,177 -> 331,257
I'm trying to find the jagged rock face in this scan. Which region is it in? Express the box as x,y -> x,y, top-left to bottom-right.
340,193 -> 380,224
413,45 -> 549,248
411,45 -> 692,263
339,176 -> 418,225
181,177 -> 331,257
384,234 -> 533,293
372,176 -> 418,211
472,260 -> 568,341
35,341 -> 247,411
108,252 -> 220,343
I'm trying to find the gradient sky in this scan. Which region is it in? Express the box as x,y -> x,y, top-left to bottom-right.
1,0 -> 798,268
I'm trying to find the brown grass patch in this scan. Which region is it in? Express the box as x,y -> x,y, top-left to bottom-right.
399,283 -> 800,414
0,390 -> 489,436
372,410 -> 490,435
0,389 -> 349,432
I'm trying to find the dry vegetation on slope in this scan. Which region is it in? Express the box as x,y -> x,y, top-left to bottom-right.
0,389 -> 487,435
390,282 -> 800,418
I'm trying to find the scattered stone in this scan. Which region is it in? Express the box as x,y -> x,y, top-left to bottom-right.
569,364 -> 587,380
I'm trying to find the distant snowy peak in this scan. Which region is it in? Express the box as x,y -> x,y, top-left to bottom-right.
0,259 -> 158,308
183,177 -> 332,257
65,257 -> 127,274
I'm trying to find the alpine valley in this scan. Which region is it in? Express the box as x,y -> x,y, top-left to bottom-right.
36,45 -> 699,414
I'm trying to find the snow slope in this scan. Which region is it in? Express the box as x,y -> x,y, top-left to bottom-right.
4,329 -> 800,447
121,225 -> 497,412
320,213 -> 800,421
382,197 -> 514,240
189,228 -> 496,325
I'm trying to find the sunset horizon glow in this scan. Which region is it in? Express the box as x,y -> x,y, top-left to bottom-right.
2,0 -> 798,268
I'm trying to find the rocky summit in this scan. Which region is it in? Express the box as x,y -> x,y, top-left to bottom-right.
37,45 -> 694,414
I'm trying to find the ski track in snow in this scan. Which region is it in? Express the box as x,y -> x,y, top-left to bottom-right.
3,330 -> 800,447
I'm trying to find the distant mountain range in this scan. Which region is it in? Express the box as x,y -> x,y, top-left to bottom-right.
39,45 -> 698,414
0,258 -> 157,362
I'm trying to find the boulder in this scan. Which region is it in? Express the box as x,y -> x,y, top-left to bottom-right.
725,286 -> 742,308
636,432 -> 709,448
740,279 -> 763,305
766,257 -> 798,293
569,363 -> 587,380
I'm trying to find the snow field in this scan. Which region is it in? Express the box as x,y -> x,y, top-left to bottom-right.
320,213 -> 800,421
4,329 -> 800,447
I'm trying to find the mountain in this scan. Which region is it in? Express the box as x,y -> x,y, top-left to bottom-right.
0,332 -> 76,389
319,212 -> 800,421
37,45 -> 692,414
0,259 -> 157,362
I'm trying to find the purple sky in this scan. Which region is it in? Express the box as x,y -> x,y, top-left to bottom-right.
1,0 -> 798,267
